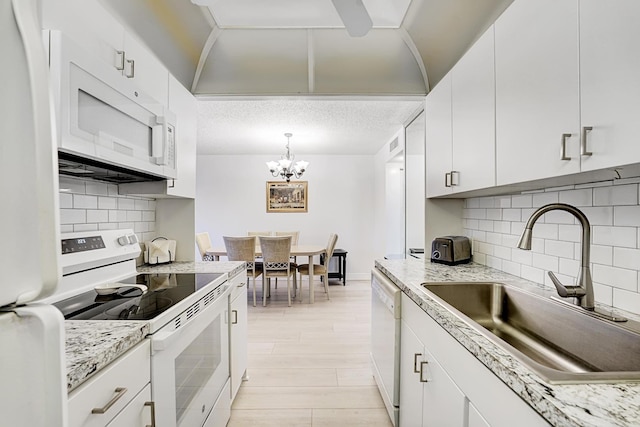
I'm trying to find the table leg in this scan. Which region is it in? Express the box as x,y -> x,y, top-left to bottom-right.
309,255 -> 314,304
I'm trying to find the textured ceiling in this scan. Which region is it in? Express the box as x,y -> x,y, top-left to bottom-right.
196,97 -> 424,155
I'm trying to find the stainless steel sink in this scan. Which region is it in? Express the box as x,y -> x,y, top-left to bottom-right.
420,282 -> 640,384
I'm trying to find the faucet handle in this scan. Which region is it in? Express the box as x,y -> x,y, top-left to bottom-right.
548,271 -> 586,298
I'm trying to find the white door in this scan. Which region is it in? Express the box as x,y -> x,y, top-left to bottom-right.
495,0 -> 580,185
425,74 -> 453,197
579,0 -> 640,172
399,320 -> 424,427
420,346 -> 466,427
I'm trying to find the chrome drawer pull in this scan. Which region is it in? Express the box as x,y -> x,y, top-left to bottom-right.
115,50 -> 125,71
232,309 -> 238,324
144,401 -> 156,427
419,361 -> 429,383
413,353 -> 422,373
561,133 -> 571,160
582,126 -> 593,156
445,172 -> 452,187
125,59 -> 135,78
91,387 -> 127,414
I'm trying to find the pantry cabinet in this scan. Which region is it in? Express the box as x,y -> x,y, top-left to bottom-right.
425,27 -> 495,198
494,0 -> 581,186
579,0 -> 640,172
400,294 -> 549,427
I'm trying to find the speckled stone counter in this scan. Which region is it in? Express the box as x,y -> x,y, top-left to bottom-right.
375,258 -> 640,427
137,260 -> 245,277
65,321 -> 149,392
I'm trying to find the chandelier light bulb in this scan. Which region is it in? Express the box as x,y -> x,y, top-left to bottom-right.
266,133 -> 309,182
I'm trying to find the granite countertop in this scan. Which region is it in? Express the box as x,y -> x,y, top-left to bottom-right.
65,321 -> 149,392
65,261 -> 243,393
375,258 -> 640,427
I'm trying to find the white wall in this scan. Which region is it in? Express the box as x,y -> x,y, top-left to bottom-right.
464,178 -> 640,315
196,154 -> 376,280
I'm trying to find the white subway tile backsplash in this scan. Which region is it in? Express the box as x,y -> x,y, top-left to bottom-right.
464,180 -> 640,314
590,245 -> 614,266
134,199 -> 149,210
74,223 -> 98,232
126,210 -> 143,222
593,225 -> 637,248
73,194 -> 97,209
545,239 -> 574,259
59,177 -> 85,193
87,209 -> 108,223
613,247 -> 640,270
559,188 -> 593,206
532,191 -> 559,206
109,210 -> 127,222
142,211 -> 155,222
614,205 -> 640,227
118,198 -> 135,210
59,193 -> 73,209
98,197 -> 117,210
85,182 -> 108,196
512,194 -> 532,208
594,184 -> 638,206
592,264 -> 638,291
60,209 -> 86,224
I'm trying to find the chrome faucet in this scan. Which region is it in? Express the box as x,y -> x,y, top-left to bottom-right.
517,203 -> 595,310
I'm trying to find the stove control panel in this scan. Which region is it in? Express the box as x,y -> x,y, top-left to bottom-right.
61,235 -> 105,254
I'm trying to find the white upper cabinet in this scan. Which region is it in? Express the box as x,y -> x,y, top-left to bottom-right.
451,27 -> 496,193
43,0 -> 168,106
495,0 -> 581,186
425,74 -> 453,198
579,0 -> 640,172
426,26 -> 495,198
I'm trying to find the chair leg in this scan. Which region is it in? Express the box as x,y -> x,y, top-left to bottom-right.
263,278 -> 269,307
252,277 -> 257,307
287,275 -> 291,307
324,273 -> 330,300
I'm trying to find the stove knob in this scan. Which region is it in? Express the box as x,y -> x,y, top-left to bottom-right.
117,236 -> 129,246
127,234 -> 139,245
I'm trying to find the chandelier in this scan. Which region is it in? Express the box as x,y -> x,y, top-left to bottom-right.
266,133 -> 309,182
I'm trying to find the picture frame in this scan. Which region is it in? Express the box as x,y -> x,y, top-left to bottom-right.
266,181 -> 308,213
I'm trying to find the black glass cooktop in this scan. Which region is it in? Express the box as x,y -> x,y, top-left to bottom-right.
54,273 -> 224,321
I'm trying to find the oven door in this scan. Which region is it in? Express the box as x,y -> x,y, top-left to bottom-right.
150,285 -> 230,427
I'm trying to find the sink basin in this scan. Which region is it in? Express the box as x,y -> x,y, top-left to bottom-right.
421,282 -> 640,384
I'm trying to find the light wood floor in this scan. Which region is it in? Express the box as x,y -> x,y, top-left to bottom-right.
229,278 -> 393,427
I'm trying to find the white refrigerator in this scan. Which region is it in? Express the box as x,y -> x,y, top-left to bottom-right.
0,0 -> 67,425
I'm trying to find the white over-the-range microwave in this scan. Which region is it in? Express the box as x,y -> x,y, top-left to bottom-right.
47,30 -> 177,183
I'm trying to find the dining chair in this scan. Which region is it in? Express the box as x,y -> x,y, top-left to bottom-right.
223,236 -> 263,307
196,232 -> 213,261
259,236 -> 296,307
273,231 -> 300,284
297,233 -> 338,302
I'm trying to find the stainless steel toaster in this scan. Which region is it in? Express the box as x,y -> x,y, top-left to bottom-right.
430,236 -> 471,265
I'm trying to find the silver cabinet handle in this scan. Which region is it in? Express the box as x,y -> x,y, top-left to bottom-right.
413,353 -> 422,373
445,172 -> 452,187
115,50 -> 125,71
419,361 -> 429,383
144,401 -> 156,427
91,387 -> 127,414
125,59 -> 135,78
451,171 -> 460,186
581,126 -> 593,156
232,309 -> 238,324
561,133 -> 572,160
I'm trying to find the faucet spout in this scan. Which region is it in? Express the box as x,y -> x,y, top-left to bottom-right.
517,203 -> 594,310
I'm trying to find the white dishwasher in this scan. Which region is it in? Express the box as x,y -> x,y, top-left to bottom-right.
371,268 -> 402,426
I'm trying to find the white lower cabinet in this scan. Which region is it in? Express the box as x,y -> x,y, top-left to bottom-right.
229,272 -> 249,401
400,319 -> 466,427
68,340 -> 152,427
400,294 -> 549,427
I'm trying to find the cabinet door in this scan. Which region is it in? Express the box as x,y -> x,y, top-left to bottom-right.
230,278 -> 249,401
468,402 -> 491,427
399,320 -> 424,427
123,33 -> 169,106
167,75 -> 197,198
106,384 -> 153,427
425,74 -> 453,198
495,0 -> 580,185
451,26 -> 495,193
421,346 -> 466,427
579,0 -> 640,171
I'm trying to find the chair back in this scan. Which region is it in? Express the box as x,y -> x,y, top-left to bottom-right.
248,231 -> 272,237
196,232 -> 212,260
259,236 -> 292,268
274,231 -> 299,245
324,233 -> 339,265
223,236 -> 258,271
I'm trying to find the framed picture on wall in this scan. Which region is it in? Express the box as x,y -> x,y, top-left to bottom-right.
266,181 -> 308,213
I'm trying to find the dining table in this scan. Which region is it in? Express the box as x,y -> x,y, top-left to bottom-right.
205,245 -> 326,303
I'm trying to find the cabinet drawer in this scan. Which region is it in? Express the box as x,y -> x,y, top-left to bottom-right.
106,384 -> 153,427
68,340 -> 150,427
